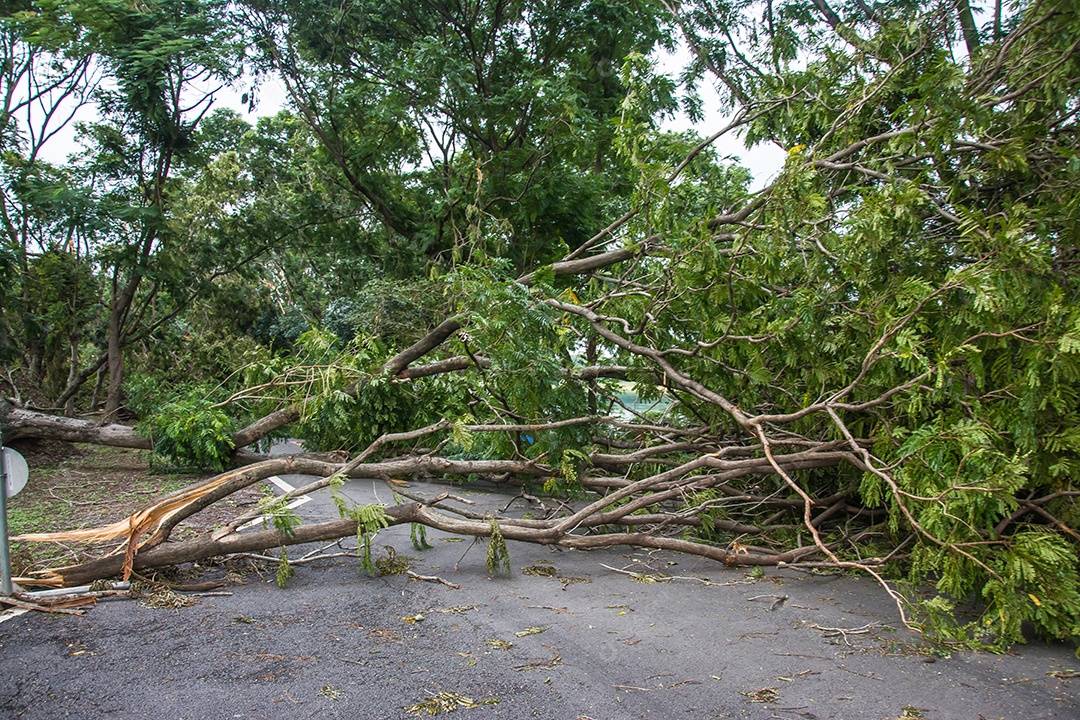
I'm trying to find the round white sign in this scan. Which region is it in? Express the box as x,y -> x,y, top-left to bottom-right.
3,447 -> 28,498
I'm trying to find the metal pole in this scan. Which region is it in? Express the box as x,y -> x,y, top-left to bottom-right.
0,431 -> 13,595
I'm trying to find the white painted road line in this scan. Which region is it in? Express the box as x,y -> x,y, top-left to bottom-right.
0,606 -> 29,624
238,476 -> 311,531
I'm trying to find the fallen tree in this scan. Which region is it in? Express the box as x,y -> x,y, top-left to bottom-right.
5,0 -> 1080,649
12,429 -> 860,586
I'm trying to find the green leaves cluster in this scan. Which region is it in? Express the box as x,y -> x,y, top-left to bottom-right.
485,517 -> 511,576
594,0 -> 1080,645
330,475 -> 391,576
133,386 -> 235,471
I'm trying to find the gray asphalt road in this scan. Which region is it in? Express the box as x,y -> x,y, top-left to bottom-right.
1,476 -> 1078,719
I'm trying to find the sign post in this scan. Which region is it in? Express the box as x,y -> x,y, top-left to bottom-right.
0,432 -> 12,595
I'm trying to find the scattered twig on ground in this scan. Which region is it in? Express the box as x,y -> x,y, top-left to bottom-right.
811,622 -> 882,644
513,654 -> 562,671
748,593 -> 789,611
405,570 -> 460,589
0,595 -> 86,615
525,605 -> 572,614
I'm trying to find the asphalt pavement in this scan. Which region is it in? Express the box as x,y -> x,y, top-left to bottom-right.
1,474 -> 1078,719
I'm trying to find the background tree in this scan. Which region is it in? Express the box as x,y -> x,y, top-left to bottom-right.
237,0 -> 676,274
73,0 -> 245,418
0,0 -> 99,398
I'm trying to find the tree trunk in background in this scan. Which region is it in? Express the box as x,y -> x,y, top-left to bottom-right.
64,331 -> 79,417
103,299 -> 125,422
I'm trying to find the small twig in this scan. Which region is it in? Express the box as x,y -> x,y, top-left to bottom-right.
525,605 -> 573,614
812,622 -> 879,635
454,537 -> 481,571
392,486 -> 477,509
612,685 -> 651,692
235,551 -> 359,566
812,623 -> 882,646
747,594 -> 789,611
667,679 -> 702,688
46,488 -> 100,506
299,540 -> 348,561
836,665 -> 883,681
500,490 -> 549,514
272,691 -> 301,705
233,553 -> 282,564
513,654 -> 563,671
339,657 -> 366,666
405,570 -> 460,589
600,563 -> 669,582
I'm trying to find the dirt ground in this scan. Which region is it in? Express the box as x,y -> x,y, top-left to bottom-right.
4,439 -> 262,576
1,448 -> 1079,719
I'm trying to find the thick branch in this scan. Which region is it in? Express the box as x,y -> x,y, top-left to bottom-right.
517,245 -> 645,286
1,399 -> 151,449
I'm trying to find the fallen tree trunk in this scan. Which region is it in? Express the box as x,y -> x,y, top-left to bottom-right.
13,429 -> 865,589
0,399 -> 152,449
21,492 -> 831,588
25,516 -> 377,587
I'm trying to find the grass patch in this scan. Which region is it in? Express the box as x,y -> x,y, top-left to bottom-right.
6,443 -> 214,576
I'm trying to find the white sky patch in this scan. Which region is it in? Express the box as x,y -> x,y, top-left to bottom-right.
654,45 -> 785,191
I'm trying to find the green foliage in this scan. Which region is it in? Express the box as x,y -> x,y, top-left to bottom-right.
17,249 -> 100,393
282,331 -> 472,454
981,531 -> 1080,646
276,547 -> 294,589
410,522 -> 434,551
323,278 -> 450,349
542,449 -> 591,498
258,491 -> 303,538
559,448 -> 591,483
259,487 -> 302,588
133,385 -> 236,471
354,503 -> 391,576
450,417 -> 475,453
445,263 -> 595,464
683,489 -> 729,544
330,478 -> 392,576
374,548 -> 414,575
485,517 -> 511,576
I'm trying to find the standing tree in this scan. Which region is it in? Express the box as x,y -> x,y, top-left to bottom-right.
0,0 -> 99,396
237,0 -> 676,273
73,0 -> 244,418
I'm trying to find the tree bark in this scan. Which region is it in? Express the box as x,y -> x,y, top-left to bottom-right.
1,399 -> 152,449
55,352 -> 108,410
24,496 -> 825,588
957,0 -> 981,56
103,279 -> 131,422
